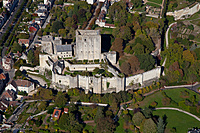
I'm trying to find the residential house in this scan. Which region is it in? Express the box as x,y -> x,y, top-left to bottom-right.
0,99 -> 9,111
29,23 -> 39,33
5,80 -> 18,93
2,56 -> 12,71
63,108 -> 68,113
35,9 -> 47,17
52,108 -> 62,120
0,73 -> 6,93
15,79 -> 35,93
0,90 -> 16,101
18,39 -> 30,47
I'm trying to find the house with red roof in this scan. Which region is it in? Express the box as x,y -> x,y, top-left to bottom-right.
0,90 -> 16,101
52,108 -> 62,121
18,39 -> 30,47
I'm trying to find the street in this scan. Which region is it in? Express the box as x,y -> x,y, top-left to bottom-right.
0,0 -> 24,40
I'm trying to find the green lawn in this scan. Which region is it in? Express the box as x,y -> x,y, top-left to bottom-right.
153,110 -> 200,133
148,0 -> 162,4
139,88 -> 200,108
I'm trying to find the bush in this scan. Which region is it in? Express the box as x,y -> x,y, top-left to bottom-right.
150,101 -> 157,108
162,97 -> 171,106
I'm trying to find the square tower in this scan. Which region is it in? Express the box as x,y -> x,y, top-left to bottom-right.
76,30 -> 101,61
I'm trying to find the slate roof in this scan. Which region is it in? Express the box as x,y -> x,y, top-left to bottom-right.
56,45 -> 72,52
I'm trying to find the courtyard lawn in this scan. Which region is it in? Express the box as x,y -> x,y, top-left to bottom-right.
148,0 -> 162,4
153,109 -> 200,133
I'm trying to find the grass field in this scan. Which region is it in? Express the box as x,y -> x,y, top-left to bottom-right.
153,110 -> 200,133
148,0 -> 162,4
139,88 -> 200,108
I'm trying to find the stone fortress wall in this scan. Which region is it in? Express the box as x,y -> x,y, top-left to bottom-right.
167,3 -> 200,20
52,61 -> 161,94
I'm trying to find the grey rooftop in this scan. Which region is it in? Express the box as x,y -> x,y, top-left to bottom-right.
56,45 -> 72,52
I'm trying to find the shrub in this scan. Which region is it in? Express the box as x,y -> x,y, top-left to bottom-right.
150,101 -> 157,108
162,97 -> 171,106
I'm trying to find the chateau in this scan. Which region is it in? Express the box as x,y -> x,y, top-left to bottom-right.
38,30 -> 161,94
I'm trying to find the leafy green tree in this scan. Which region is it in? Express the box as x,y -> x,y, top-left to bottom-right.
137,54 -> 155,71
157,117 -> 165,133
164,43 -> 183,67
142,118 -> 157,133
11,42 -> 22,53
38,101 -> 47,111
55,92 -> 67,107
119,26 -> 132,41
132,112 -> 145,126
133,43 -> 145,55
142,107 -> 152,118
96,117 -> 116,133
52,21 -> 64,33
95,107 -> 104,123
59,113 -> 83,132
27,50 -> 34,64
131,0 -> 143,8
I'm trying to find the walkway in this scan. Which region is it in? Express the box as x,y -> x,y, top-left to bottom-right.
155,107 -> 200,121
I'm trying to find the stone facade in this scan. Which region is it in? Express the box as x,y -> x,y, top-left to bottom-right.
167,3 -> 200,20
76,30 -> 101,61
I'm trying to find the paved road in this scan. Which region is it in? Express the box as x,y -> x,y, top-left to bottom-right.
155,107 -> 200,121
0,0 -> 24,39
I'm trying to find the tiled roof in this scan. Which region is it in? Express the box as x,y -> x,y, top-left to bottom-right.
14,80 -> 33,87
0,73 -> 6,80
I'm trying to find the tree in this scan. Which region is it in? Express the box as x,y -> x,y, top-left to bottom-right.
96,117 -> 116,133
55,92 -> 67,107
52,21 -> 64,33
119,26 -> 132,41
128,56 -> 140,73
59,113 -> 83,132
38,101 -> 47,111
142,107 -> 152,118
95,107 -> 104,123
157,117 -> 165,133
165,43 -> 183,67
58,29 -> 68,38
11,42 -> 22,53
132,112 -> 145,126
111,38 -> 123,56
183,50 -> 195,63
133,43 -> 145,55
137,54 -> 155,71
120,62 -> 131,75
131,0 -> 143,8
142,118 -> 157,133
27,50 -> 34,64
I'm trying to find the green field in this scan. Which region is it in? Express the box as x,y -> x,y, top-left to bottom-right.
153,110 -> 200,133
148,0 -> 162,4
139,88 -> 200,109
